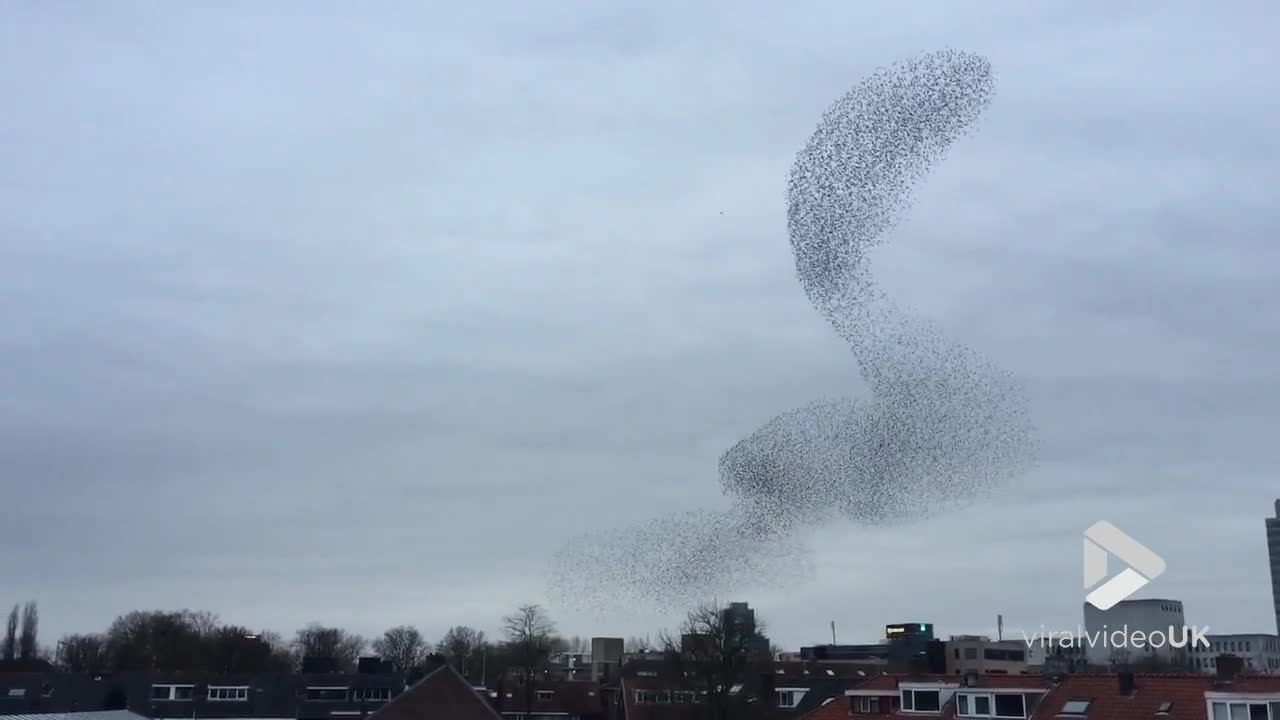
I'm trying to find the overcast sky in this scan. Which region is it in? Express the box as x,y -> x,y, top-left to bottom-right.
2,1 -> 1279,652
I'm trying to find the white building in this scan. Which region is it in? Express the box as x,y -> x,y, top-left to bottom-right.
1082,598 -> 1191,667
1190,633 -> 1280,675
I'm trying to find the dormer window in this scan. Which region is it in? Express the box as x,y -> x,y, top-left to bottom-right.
903,689 -> 941,713
1209,702 -> 1280,720
956,692 -> 1027,718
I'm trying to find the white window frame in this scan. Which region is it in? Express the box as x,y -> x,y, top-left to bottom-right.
207,686 -> 249,702
6,689 -> 26,698
776,688 -> 807,709
535,690 -> 554,702
352,688 -> 392,702
1206,693 -> 1280,720
956,692 -> 1029,719
859,696 -> 881,713
151,684 -> 195,702
902,689 -> 942,713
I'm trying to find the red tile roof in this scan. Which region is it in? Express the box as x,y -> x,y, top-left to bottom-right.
1029,674 -> 1215,720
798,696 -> 848,720
367,664 -> 502,720
808,673 -> 1280,720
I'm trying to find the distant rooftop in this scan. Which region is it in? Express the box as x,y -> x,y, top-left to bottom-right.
0,712 -> 150,720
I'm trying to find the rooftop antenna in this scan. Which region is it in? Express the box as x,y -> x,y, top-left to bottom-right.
831,621 -> 837,645
997,615 -> 1004,642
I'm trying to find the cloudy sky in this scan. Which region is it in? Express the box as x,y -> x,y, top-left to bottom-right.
2,1 -> 1278,651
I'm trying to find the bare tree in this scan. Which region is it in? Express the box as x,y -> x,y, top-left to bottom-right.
373,626 -> 428,674
660,601 -> 772,720
293,623 -> 365,672
18,601 -> 38,660
502,604 -> 557,716
57,633 -> 107,672
2,605 -> 17,661
184,610 -> 220,637
260,630 -> 296,671
436,626 -> 487,681
105,610 -> 206,670
625,635 -> 655,654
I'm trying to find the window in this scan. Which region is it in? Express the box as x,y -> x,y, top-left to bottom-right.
208,686 -> 249,701
985,649 -> 1026,662
777,691 -> 796,708
6,689 -> 25,698
151,685 -> 195,701
634,690 -> 655,704
1248,642 -> 1253,652
1059,699 -> 1092,715
306,687 -> 350,702
1212,702 -> 1275,720
1156,702 -> 1173,715
957,693 -> 1024,718
535,690 -> 554,702
902,689 -> 941,712
859,697 -> 881,713
352,688 -> 392,702
966,647 -> 978,660
955,649 -> 960,659
994,694 -> 1025,718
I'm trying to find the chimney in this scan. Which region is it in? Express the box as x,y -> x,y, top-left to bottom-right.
907,653 -> 930,677
1117,672 -> 1136,696
759,671 -> 777,709
1217,655 -> 1245,683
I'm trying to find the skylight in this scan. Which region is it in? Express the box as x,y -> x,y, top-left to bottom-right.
1156,702 -> 1173,715
1059,699 -> 1092,715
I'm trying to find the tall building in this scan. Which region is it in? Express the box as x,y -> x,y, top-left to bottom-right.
1268,499 -> 1280,635
1082,598 -> 1190,668
1188,633 -> 1280,675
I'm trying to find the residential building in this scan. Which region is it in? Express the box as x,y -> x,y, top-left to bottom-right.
1190,634 -> 1280,675
945,636 -> 1031,676
836,673 -> 1052,720
800,666 -> 1280,720
0,670 -> 406,720
366,664 -> 499,720
1082,598 -> 1191,667
490,680 -> 605,720
617,658 -> 869,720
1269,499 -> 1280,635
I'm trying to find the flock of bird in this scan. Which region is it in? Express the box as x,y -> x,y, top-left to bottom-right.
548,50 -> 1036,612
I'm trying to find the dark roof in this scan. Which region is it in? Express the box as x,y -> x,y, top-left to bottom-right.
367,665 -> 500,720
0,671 -> 406,719
493,680 -> 604,716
